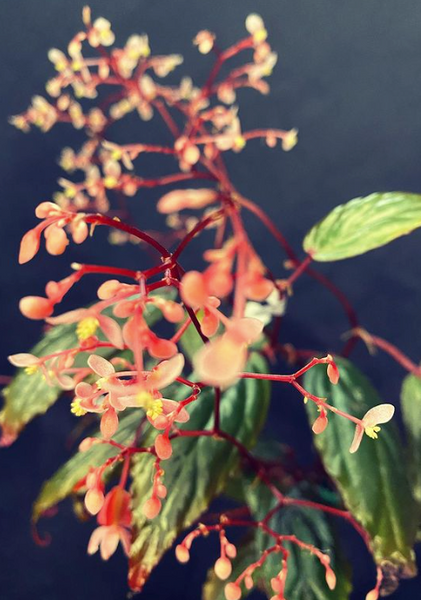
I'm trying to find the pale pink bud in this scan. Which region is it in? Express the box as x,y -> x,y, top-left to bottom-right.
225,582 -> 241,600
155,434 -> 173,460
365,590 -> 379,600
327,359 -> 340,385
214,557 -> 232,580
19,296 -> 54,320
85,487 -> 105,515
312,413 -> 328,435
156,484 -> 167,499
143,496 -> 161,519
44,225 -> 69,255
97,279 -> 122,300
244,575 -> 253,590
226,543 -> 237,559
175,544 -> 190,563
100,408 -> 119,440
19,229 -> 41,264
325,566 -> 336,590
71,220 -> 89,244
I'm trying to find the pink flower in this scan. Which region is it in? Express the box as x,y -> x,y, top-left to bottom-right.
194,317 -> 263,388
87,486 -> 131,560
349,404 -> 395,453
73,355 -> 126,439
119,354 -> 190,428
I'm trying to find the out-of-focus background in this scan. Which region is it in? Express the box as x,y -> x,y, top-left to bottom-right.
1,1 -> 421,598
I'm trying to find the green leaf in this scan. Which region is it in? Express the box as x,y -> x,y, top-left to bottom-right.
0,293 -> 171,445
303,192 -> 421,261
202,534 -> 260,600
401,371 -> 421,504
304,358 -> 418,584
32,410 -> 140,522
128,353 -> 271,591
246,483 -> 352,600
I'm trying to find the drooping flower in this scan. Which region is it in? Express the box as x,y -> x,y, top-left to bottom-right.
349,404 -> 395,453
87,486 -> 131,560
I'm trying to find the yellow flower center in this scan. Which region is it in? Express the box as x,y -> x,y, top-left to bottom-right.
135,391 -> 163,420
103,176 -> 118,189
24,365 -> 39,376
253,28 -> 268,43
365,425 -> 381,440
71,398 -> 87,417
76,317 -> 99,341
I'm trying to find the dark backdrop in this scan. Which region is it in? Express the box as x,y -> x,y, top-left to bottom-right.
1,1 -> 421,599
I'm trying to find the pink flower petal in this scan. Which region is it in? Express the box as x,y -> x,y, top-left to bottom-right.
118,528 -> 131,556
75,381 -> 94,398
161,399 -> 190,423
46,308 -> 89,325
147,354 -> 185,390
8,353 -> 39,367
349,425 -> 364,454
99,527 -> 120,560
98,314 -> 124,349
363,403 -> 395,427
87,525 -> 107,555
88,354 -> 115,377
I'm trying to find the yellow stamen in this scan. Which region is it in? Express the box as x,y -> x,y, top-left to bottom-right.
135,391 -> 163,420
76,317 -> 99,341
103,176 -> 118,189
365,425 -> 381,440
71,399 -> 87,417
253,29 -> 268,43
24,365 -> 39,376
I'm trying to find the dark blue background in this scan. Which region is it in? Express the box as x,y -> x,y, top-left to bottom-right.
1,1 -> 421,598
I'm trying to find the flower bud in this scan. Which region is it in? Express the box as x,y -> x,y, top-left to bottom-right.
19,296 -> 54,320
85,487 -> 104,515
224,582 -> 241,600
143,496 -> 161,519
175,544 -> 190,563
155,434 -> 173,460
214,557 -> 232,580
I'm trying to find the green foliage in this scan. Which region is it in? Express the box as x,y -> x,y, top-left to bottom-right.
128,353 -> 271,591
304,358 -> 418,582
303,192 -> 421,261
32,410 -> 140,522
245,482 -> 352,600
401,371 -> 421,504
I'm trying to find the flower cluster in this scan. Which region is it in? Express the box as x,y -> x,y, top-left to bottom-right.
6,8 -> 396,600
